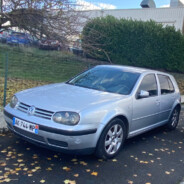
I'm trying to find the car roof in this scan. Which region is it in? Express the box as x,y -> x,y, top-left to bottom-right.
95,65 -> 171,76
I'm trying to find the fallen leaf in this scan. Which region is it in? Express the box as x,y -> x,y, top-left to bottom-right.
91,172 -> 98,176
18,154 -> 23,157
35,167 -> 41,170
80,161 -> 87,166
71,159 -> 77,162
15,168 -> 21,171
63,167 -> 71,172
165,171 -> 170,175
3,178 -> 11,182
46,167 -> 52,171
64,180 -> 76,184
127,180 -> 133,184
74,174 -> 79,177
40,179 -> 45,183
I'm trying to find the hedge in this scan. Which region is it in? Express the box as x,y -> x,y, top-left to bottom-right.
82,16 -> 184,73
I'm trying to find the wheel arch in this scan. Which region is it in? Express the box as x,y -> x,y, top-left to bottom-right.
175,103 -> 181,112
113,115 -> 129,138
95,114 -> 130,159
96,114 -> 130,146
170,103 -> 181,118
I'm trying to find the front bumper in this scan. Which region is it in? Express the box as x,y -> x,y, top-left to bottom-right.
4,109 -> 99,154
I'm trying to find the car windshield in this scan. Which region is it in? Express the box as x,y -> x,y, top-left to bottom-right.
67,67 -> 140,95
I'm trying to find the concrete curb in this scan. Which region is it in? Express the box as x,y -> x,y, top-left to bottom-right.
0,108 -> 8,133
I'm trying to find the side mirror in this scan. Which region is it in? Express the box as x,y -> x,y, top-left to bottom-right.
138,90 -> 149,99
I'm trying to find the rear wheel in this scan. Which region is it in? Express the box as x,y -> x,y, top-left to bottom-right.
95,118 -> 126,159
166,107 -> 180,130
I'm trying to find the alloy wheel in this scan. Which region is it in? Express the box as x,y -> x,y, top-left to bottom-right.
104,124 -> 123,155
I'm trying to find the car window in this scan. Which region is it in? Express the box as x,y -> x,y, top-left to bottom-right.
158,75 -> 175,95
137,74 -> 158,97
67,67 -> 140,95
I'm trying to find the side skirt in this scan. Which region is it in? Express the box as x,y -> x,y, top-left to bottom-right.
127,120 -> 168,139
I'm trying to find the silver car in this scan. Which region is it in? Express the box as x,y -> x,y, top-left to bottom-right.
4,65 -> 181,159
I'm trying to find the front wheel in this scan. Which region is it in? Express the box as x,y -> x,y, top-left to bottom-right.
95,118 -> 126,159
166,107 -> 180,130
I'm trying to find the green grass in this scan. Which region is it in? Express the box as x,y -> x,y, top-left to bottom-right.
0,44 -> 93,82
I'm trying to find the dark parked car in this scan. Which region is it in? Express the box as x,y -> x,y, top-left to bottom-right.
72,39 -> 83,55
39,39 -> 62,50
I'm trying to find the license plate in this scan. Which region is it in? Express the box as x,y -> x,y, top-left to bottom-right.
13,117 -> 39,134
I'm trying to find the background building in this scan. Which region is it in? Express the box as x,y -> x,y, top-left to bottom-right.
81,0 -> 184,34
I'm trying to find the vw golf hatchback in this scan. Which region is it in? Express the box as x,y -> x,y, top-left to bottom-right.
4,65 -> 181,159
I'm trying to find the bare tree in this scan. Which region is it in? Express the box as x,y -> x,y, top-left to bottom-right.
0,0 -> 87,45
82,24 -> 113,63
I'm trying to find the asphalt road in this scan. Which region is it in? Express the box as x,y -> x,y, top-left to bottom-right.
0,110 -> 184,184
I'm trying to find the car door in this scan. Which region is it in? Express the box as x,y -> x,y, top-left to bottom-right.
157,74 -> 175,122
131,74 -> 160,132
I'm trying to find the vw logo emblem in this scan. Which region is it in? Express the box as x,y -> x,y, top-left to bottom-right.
27,106 -> 35,115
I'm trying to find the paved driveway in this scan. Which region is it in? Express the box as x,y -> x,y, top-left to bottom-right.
0,109 -> 184,184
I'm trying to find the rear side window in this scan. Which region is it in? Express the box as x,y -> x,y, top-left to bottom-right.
158,75 -> 175,95
138,74 -> 158,97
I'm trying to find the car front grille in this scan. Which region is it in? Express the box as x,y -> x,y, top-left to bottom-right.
17,102 -> 54,120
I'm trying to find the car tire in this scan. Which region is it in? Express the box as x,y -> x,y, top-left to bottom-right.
166,107 -> 180,130
95,118 -> 126,159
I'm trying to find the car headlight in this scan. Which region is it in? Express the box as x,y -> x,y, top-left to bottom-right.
53,111 -> 80,125
10,95 -> 18,108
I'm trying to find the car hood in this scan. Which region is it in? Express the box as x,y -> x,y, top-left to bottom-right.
16,83 -> 126,112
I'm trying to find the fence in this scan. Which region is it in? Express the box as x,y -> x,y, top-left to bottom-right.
0,44 -> 96,107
